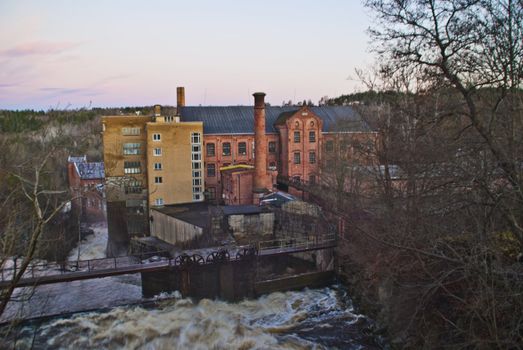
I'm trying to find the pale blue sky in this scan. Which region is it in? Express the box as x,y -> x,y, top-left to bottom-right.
0,1 -> 374,109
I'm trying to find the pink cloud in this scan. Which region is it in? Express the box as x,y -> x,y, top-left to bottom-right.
0,41 -> 81,57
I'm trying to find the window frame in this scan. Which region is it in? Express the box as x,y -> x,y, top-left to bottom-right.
222,142 -> 231,156
207,163 -> 216,177
268,141 -> 276,153
238,142 -> 247,156
206,143 -> 215,157
309,151 -> 316,164
309,131 -> 316,143
293,152 -> 301,164
294,131 -> 301,143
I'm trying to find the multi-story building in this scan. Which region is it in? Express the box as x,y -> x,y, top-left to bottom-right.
67,155 -> 106,223
102,87 -> 375,238
102,104 -> 203,238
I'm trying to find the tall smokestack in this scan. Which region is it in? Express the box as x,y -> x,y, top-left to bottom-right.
253,92 -> 268,194
177,87 -> 185,109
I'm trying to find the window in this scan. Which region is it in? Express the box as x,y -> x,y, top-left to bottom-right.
125,180 -> 142,194
238,142 -> 247,155
154,162 -> 162,170
326,140 -> 334,152
193,170 -> 202,178
206,143 -> 215,157
153,133 -> 161,141
122,127 -> 140,136
155,198 -> 164,206
124,161 -> 141,174
294,131 -> 301,143
207,164 -> 216,177
207,187 -> 216,200
193,178 -> 202,186
154,176 -> 163,184
294,152 -> 301,164
192,186 -> 202,193
193,193 -> 201,201
309,131 -> 316,143
309,175 -> 316,184
192,162 -> 201,170
309,151 -> 316,164
191,132 -> 201,144
222,142 -> 231,156
192,153 -> 201,161
153,148 -> 162,156
123,143 -> 141,155
268,141 -> 276,153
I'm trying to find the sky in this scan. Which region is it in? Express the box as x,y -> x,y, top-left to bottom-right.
0,0 -> 375,110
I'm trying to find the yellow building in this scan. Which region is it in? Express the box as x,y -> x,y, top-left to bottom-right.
145,115 -> 204,207
102,106 -> 203,238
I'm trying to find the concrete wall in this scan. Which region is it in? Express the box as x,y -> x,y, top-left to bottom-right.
150,209 -> 203,246
141,264 -> 334,300
141,260 -> 255,300
228,212 -> 274,242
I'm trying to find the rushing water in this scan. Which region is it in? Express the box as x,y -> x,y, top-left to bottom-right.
2,223 -> 387,349
8,286 -> 385,349
67,223 -> 109,261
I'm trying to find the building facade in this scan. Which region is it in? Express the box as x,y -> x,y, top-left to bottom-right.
67,156 -> 106,223
102,88 -> 376,238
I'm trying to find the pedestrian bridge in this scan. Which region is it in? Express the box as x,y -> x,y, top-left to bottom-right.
0,234 -> 336,290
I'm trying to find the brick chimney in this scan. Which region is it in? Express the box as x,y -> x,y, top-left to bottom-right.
253,92 -> 269,202
177,87 -> 185,109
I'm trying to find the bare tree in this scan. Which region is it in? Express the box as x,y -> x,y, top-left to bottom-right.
0,152 -> 70,317
365,0 -> 523,244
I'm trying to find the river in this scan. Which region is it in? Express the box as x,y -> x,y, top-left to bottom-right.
2,223 -> 387,349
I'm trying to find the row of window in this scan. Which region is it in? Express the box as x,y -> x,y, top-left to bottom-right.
294,131 -> 316,143
293,151 -> 316,165
124,137 -> 332,159
191,132 -> 203,201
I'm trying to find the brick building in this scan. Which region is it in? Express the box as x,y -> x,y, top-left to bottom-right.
102,87 -> 375,238
67,156 -> 106,223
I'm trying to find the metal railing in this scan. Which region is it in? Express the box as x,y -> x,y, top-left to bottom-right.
257,233 -> 337,252
0,235 -> 337,286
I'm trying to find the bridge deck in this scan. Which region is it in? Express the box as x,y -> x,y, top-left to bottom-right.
0,236 -> 336,289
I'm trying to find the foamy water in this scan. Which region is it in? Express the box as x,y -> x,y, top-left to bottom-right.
68,223 -> 108,261
2,222 -> 386,349
9,287 -> 384,349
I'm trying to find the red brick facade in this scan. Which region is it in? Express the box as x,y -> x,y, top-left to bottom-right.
67,157 -> 106,223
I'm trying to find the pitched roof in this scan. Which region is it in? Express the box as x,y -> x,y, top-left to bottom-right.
68,155 -> 87,163
179,106 -> 370,134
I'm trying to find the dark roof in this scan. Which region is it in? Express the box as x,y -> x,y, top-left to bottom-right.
179,106 -> 371,134
153,202 -> 211,229
153,203 -> 269,228
75,162 -> 105,180
221,205 -> 265,216
260,191 -> 297,208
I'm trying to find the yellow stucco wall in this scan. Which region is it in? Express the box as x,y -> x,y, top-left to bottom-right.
102,115 -> 151,202
146,120 -> 204,206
